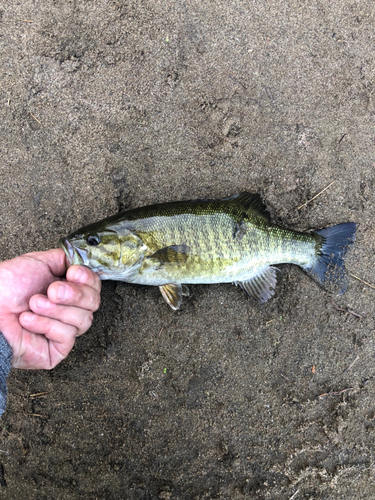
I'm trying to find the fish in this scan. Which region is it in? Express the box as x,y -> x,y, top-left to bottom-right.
60,192 -> 356,310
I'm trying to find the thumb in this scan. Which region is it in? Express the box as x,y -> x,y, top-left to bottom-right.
24,249 -> 67,277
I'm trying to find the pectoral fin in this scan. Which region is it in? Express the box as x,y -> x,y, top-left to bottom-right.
234,267 -> 278,303
159,283 -> 188,310
149,245 -> 190,266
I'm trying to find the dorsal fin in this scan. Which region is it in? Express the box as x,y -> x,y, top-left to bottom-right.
224,192 -> 269,219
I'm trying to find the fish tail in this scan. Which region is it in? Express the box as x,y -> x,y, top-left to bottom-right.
304,222 -> 357,294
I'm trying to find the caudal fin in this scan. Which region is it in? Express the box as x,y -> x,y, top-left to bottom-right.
305,222 -> 356,294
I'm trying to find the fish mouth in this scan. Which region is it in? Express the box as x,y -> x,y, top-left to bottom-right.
59,237 -> 87,266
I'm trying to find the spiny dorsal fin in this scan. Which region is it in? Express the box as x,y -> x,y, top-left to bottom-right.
159,283 -> 184,310
149,245 -> 190,265
234,266 -> 278,303
224,192 -> 269,219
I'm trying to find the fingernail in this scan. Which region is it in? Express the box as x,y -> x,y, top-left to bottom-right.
37,297 -> 50,309
57,284 -> 67,300
73,268 -> 84,283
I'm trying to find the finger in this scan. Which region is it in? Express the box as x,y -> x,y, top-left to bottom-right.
29,295 -> 94,336
47,281 -> 101,312
24,249 -> 67,277
19,311 -> 77,351
66,265 -> 102,293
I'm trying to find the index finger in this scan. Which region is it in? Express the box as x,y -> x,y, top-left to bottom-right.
66,265 -> 102,293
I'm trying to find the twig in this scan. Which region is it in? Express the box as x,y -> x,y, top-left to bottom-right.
30,391 -> 51,398
317,388 -> 353,398
289,490 -> 300,500
346,309 -> 363,319
343,356 -> 360,373
29,112 -> 41,124
151,326 -> 164,350
297,181 -> 335,210
26,413 -> 48,418
21,20 -> 34,23
328,298 -> 363,318
338,134 -> 346,144
349,273 -> 375,290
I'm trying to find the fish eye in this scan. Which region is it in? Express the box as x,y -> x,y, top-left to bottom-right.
87,235 -> 100,246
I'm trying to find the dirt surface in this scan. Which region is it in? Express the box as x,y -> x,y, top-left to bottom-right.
1,1 -> 375,498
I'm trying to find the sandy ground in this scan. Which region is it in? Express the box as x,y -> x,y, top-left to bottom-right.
1,1 -> 375,498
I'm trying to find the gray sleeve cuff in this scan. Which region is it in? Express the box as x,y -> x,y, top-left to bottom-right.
0,333 -> 13,417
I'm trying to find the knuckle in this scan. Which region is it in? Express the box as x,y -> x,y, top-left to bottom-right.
95,276 -> 102,292
77,313 -> 93,335
84,312 -> 94,331
60,308 -> 72,326
86,269 -> 101,291
90,291 -> 101,311
96,293 -> 101,311
75,286 -> 84,302
44,318 -> 56,336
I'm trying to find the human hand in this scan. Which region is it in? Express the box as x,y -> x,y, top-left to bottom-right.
0,249 -> 101,369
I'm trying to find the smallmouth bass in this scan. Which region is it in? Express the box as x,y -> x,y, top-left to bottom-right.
60,192 -> 356,310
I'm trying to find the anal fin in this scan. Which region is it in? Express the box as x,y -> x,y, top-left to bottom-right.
234,266 -> 278,303
159,283 -> 186,310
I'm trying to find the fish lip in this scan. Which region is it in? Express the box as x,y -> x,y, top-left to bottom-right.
59,237 -> 74,265
59,237 -> 86,266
